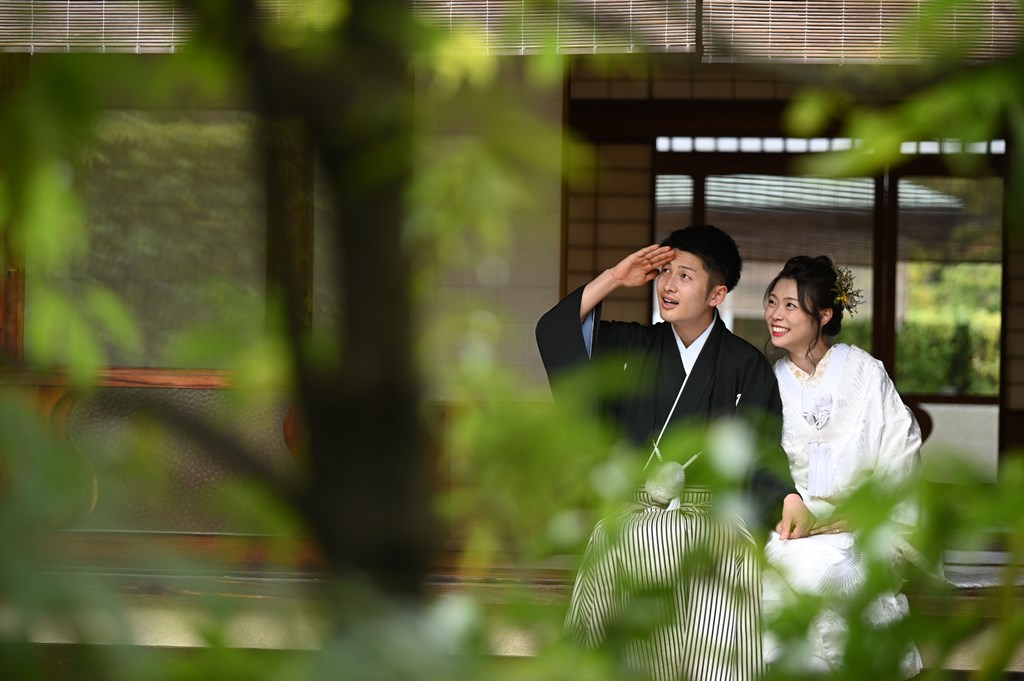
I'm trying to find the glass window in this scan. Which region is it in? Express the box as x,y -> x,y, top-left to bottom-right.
653,175 -> 693,322
655,175 -> 693,236
701,174 -> 874,351
895,176 -> 1002,397
313,162 -> 342,334
25,111 -> 266,368
67,387 -> 293,532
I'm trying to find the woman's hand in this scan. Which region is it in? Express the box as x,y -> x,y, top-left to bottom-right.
776,493 -> 816,540
610,245 -> 675,288
808,517 -> 852,536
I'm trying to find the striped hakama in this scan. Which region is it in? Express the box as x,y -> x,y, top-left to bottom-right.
566,488 -> 763,681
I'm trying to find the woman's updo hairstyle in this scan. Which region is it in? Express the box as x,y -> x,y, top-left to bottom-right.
764,255 -> 845,339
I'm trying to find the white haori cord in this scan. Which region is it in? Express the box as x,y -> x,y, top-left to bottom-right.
806,441 -> 833,497
644,371 -> 702,510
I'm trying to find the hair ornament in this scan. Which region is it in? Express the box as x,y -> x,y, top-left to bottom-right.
832,266 -> 864,315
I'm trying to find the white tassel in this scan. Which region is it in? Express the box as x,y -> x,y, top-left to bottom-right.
645,452 -> 702,509
807,442 -> 833,497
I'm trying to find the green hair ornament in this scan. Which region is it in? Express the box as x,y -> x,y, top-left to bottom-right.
832,266 -> 864,315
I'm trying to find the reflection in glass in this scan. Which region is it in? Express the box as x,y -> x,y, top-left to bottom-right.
699,174 -> 874,352
25,111 -> 266,368
896,177 -> 1002,397
654,175 -> 693,322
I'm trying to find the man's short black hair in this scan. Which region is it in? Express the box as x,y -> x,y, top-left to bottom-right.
659,224 -> 743,292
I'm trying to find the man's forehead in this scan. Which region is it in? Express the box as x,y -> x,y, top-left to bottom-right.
667,249 -> 706,271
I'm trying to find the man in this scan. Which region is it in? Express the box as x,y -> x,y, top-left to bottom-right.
537,225 -> 811,681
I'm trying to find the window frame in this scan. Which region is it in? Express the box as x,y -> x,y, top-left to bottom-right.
887,157 -> 1006,405
0,54 -> 315,388
566,92 -> 1010,456
654,150 -> 1005,406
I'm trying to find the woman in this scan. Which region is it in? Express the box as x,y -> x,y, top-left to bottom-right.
761,255 -> 922,678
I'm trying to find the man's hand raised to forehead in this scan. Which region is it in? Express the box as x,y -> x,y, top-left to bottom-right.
579,245 -> 676,321
611,245 -> 675,288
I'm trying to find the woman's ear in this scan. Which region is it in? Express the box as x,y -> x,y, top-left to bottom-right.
820,307 -> 834,327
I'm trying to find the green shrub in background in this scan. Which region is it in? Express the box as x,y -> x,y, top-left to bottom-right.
839,318 -> 872,353
838,315 -> 999,397
894,315 -> 1000,396
895,261 -> 1001,396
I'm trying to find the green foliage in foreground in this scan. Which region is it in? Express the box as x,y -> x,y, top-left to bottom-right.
1,2 -> 1021,681
0,371 -> 1021,681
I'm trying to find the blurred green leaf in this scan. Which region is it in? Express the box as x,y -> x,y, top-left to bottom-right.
784,88 -> 846,138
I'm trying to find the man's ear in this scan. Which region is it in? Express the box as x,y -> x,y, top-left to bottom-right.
708,284 -> 728,308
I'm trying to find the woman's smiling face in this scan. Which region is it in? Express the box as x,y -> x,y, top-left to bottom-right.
764,277 -> 818,356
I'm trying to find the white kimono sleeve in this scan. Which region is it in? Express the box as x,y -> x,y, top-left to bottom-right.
871,364 -> 922,532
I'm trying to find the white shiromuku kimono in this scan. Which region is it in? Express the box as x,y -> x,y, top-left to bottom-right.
762,343 -> 923,678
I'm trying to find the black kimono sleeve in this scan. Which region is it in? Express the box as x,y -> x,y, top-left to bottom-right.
536,287 -> 663,442
535,286 -> 592,390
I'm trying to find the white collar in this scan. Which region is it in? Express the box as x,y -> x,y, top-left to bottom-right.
777,343 -> 851,411
672,312 -> 716,375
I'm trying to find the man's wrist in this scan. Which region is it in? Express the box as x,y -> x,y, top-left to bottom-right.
604,268 -> 625,288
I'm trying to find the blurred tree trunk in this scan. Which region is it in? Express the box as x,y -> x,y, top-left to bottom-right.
189,0 -> 433,598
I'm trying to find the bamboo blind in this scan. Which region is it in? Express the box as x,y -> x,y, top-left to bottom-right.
702,0 -> 1021,63
0,0 -> 1018,61
410,0 -> 696,54
0,1 -> 192,53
